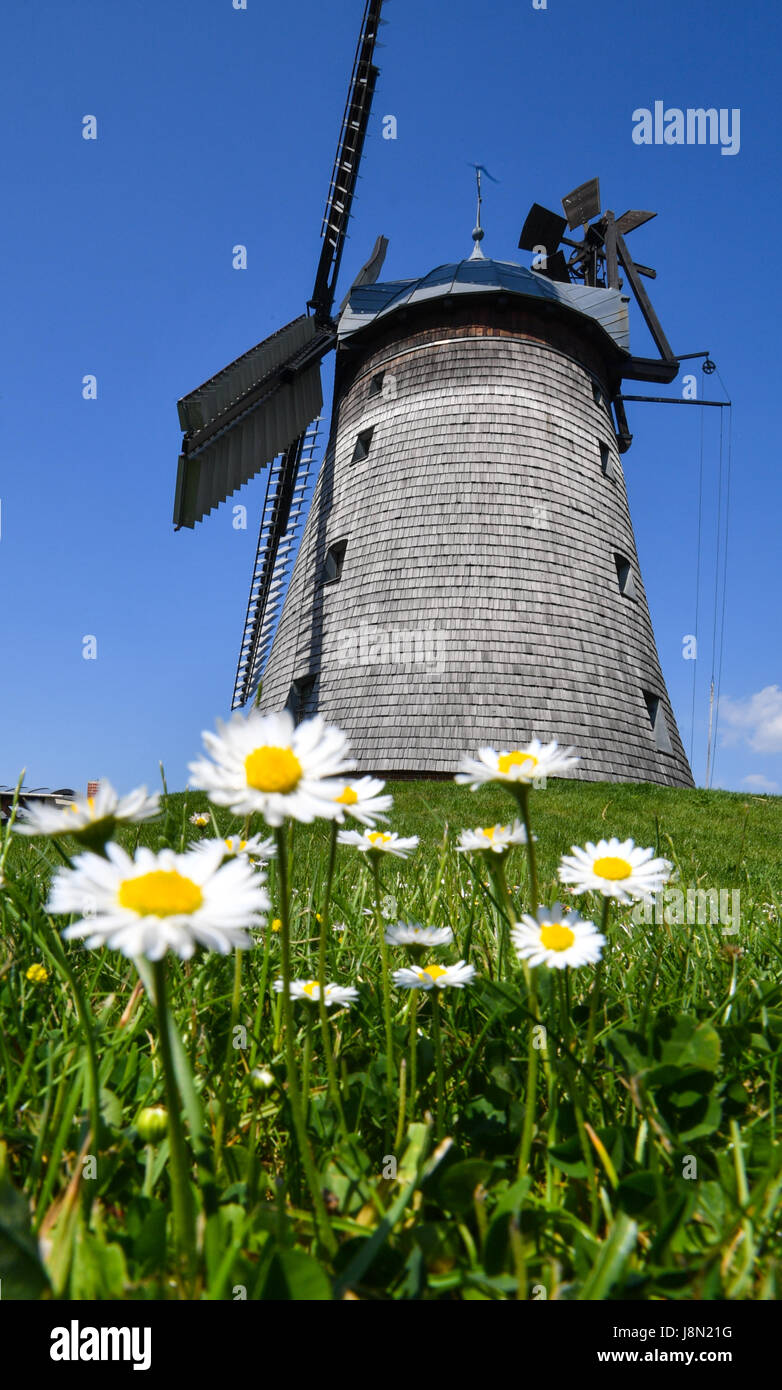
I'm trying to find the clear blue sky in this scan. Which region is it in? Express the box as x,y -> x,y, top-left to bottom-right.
2,0 -> 780,797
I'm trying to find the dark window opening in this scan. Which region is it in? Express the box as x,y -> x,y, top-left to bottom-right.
600,441 -> 614,478
643,691 -> 673,753
352,426 -> 374,463
615,553 -> 637,599
592,381 -> 605,407
323,539 -> 347,584
286,674 -> 316,725
369,372 -> 385,397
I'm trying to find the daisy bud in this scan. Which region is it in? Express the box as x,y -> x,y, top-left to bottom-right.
137,1105 -> 168,1144
250,1066 -> 276,1094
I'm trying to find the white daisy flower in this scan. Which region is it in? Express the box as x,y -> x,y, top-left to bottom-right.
189,812 -> 210,827
455,738 -> 579,789
337,829 -> 419,858
14,782 -> 160,842
558,837 -> 673,903
385,922 -> 454,949
456,821 -> 536,855
189,710 -> 354,826
331,776 -> 393,828
512,904 -> 605,970
46,841 -> 270,961
392,960 -> 476,990
218,834 -> 276,861
272,978 -> 359,1009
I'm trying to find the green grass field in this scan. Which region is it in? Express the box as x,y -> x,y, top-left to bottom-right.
1,777 -> 781,1301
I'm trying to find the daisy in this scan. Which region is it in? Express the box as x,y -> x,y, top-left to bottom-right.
512,905 -> 605,970
14,782 -> 160,842
456,821 -> 536,855
46,841 -> 270,961
455,738 -> 579,789
385,922 -> 454,949
558,837 -> 673,903
392,961 -> 476,990
337,829 -> 419,858
189,710 -> 354,826
216,834 -> 276,862
272,978 -> 359,1009
189,812 -> 210,827
331,776 -> 393,828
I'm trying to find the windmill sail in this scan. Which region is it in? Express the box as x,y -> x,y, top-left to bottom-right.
174,316 -> 333,529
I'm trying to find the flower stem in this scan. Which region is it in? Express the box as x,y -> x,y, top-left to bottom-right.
274,827 -> 336,1257
408,991 -> 418,1121
489,857 -> 516,981
431,990 -> 446,1140
517,968 -> 540,1178
586,898 -> 611,1064
214,948 -> 243,1171
515,785 -> 539,911
371,858 -> 395,1135
316,823 -> 349,1135
152,958 -> 196,1272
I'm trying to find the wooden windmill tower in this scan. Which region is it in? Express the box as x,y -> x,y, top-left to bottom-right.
173,0 -> 694,789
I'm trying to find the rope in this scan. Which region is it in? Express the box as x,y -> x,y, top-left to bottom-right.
710,392 -> 733,777
691,400 -> 711,772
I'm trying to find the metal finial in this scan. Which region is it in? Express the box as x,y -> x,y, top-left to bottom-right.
467,163 -> 498,259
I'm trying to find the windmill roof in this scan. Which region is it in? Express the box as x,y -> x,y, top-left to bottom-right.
338,256 -> 630,353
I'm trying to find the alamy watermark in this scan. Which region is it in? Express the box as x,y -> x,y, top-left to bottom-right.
631,887 -> 741,933
335,624 -> 446,671
632,103 -> 740,156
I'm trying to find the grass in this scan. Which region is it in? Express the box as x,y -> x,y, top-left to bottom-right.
1,775 -> 781,1301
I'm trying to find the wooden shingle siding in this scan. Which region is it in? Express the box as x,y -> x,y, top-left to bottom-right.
258,317 -> 694,788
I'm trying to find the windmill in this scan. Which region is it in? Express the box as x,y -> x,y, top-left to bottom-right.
174,3 -> 696,788
173,0 -> 388,711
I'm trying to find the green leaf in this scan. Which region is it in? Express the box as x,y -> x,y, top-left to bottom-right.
656,1016 -> 721,1072
0,1147 -> 49,1300
99,1086 -> 123,1130
547,1138 -> 589,1178
615,1171 -> 658,1216
261,1250 -> 332,1301
437,1160 -> 495,1213
70,1223 -> 128,1299
579,1212 -> 638,1300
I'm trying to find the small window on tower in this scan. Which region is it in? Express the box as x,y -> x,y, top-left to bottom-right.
286,674 -> 316,725
369,372 -> 385,397
352,426 -> 374,463
592,381 -> 605,407
600,441 -> 614,479
643,691 -> 673,753
615,553 -> 637,599
323,539 -> 347,584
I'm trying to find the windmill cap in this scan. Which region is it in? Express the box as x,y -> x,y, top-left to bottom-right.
338,256 -> 629,354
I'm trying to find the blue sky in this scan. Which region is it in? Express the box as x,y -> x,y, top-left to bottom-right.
1,0 -> 780,797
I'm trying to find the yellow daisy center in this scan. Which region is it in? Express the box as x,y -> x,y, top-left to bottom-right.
540,922 -> 576,952
593,856 -> 633,881
367,831 -> 392,845
422,964 -> 447,981
118,870 -> 203,917
483,827 -> 496,839
245,745 -> 302,794
336,786 -> 359,805
498,751 -> 537,774
301,981 -> 319,997
225,839 -> 247,851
